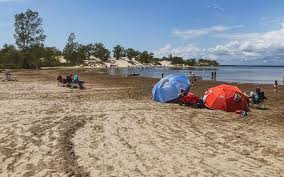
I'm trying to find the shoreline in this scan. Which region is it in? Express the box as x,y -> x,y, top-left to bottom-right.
37,66 -> 284,86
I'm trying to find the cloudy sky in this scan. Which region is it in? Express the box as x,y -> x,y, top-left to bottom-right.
1,0 -> 284,65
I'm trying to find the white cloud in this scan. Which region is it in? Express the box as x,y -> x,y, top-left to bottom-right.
208,4 -> 224,13
156,23 -> 284,64
155,44 -> 204,59
260,16 -> 284,26
212,32 -> 260,40
0,0 -> 25,2
173,25 -> 243,38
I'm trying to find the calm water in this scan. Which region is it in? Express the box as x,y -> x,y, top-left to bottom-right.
105,66 -> 284,85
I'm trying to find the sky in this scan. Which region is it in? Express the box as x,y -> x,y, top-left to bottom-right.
1,0 -> 284,65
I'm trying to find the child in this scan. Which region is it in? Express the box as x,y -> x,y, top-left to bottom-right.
273,80 -> 278,93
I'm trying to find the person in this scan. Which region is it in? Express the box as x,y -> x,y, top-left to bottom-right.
179,88 -> 186,97
57,75 -> 63,86
234,93 -> 242,103
73,73 -> 79,82
214,71 -> 217,81
73,73 -> 84,90
65,74 -> 73,87
273,80 -> 278,93
255,87 -> 261,102
161,72 -> 164,78
211,72 -> 214,80
245,87 -> 259,103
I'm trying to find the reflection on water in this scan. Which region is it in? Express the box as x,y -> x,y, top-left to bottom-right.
85,66 -> 284,85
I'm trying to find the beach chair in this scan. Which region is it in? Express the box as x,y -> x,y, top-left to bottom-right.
70,81 -> 85,90
250,92 -> 267,109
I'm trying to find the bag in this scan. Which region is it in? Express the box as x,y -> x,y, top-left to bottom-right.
180,92 -> 201,105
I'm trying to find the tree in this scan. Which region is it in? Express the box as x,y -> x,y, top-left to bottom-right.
92,43 -> 110,62
63,33 -> 79,65
79,43 -> 110,62
137,51 -> 153,63
125,48 -> 140,60
184,59 -> 196,66
77,44 -> 88,62
14,9 -> 46,50
113,45 -> 125,60
84,44 -> 95,60
171,56 -> 184,65
41,47 -> 61,66
0,44 -> 22,68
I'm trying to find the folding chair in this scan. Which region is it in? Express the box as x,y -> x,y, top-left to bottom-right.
250,92 -> 267,109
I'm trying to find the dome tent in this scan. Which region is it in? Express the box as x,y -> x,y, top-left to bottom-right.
152,74 -> 191,103
203,84 -> 248,112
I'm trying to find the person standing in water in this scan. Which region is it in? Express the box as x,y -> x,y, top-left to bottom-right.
161,72 -> 164,78
214,71 -> 217,81
273,80 -> 278,92
211,72 -> 214,80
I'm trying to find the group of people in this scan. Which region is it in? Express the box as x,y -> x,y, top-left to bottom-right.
57,73 -> 84,90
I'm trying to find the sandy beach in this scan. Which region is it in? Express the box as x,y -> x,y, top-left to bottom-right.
0,69 -> 284,177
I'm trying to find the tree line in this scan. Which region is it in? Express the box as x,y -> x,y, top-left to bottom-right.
0,9 -> 218,69
162,54 -> 219,66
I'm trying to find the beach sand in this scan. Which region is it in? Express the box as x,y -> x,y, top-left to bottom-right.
0,69 -> 283,177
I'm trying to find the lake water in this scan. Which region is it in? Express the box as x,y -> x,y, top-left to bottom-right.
106,66 -> 284,85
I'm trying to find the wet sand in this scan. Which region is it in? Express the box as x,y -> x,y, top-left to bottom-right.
0,69 -> 283,177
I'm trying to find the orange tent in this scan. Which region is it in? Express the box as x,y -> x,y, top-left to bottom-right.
203,84 -> 248,112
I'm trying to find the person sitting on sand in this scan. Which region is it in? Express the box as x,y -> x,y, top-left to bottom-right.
73,73 -> 79,82
65,74 -> 73,87
73,73 -> 84,90
57,75 -> 63,86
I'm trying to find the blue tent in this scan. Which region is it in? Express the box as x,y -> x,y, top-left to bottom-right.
152,74 -> 191,103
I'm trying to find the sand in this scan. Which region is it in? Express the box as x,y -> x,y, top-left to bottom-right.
0,69 -> 283,177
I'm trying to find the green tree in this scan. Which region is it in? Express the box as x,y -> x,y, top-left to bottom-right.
77,44 -> 88,62
41,47 -> 61,66
20,44 -> 46,68
14,9 -> 46,51
169,56 -> 184,65
80,43 -> 110,62
113,45 -> 125,60
184,59 -> 196,66
125,48 -> 140,60
0,44 -> 22,68
84,44 -> 95,60
137,51 -> 153,63
63,33 -> 79,65
92,43 -> 110,62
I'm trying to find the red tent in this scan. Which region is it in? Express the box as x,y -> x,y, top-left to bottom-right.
203,84 -> 248,112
